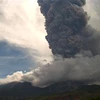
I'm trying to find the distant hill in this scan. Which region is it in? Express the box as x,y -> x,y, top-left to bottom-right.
0,81 -> 86,96
0,82 -> 100,100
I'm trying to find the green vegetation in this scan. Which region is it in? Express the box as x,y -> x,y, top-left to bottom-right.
25,91 -> 100,100
0,84 -> 100,100
0,91 -> 100,100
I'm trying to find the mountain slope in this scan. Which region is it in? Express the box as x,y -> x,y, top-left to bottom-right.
0,82 -> 100,100
0,81 -> 85,96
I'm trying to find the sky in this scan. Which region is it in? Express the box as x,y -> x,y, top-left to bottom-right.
0,0 -> 52,78
0,0 -> 100,86
84,0 -> 100,30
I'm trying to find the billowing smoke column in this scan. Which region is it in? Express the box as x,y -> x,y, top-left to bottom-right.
38,0 -> 98,58
1,0 -> 100,87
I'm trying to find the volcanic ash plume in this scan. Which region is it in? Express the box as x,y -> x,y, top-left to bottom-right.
1,0 -> 100,87
38,0 -> 100,58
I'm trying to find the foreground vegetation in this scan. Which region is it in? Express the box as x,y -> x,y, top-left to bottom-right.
26,92 -> 100,100
0,91 -> 100,100
0,85 -> 100,100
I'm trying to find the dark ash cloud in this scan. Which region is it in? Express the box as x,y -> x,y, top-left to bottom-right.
1,0 -> 100,87
38,0 -> 100,58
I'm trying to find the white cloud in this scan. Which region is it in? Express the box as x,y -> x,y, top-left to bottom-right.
84,0 -> 100,30
0,0 -> 100,87
0,0 -> 52,62
0,71 -> 23,84
1,53 -> 100,87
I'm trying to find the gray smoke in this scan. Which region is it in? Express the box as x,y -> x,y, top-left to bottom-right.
14,0 -> 100,86
38,0 -> 100,58
1,0 -> 100,87
21,53 -> 100,87
19,0 -> 100,86
1,52 -> 100,87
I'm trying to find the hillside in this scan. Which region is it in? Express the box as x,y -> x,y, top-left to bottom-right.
0,81 -> 85,96
0,85 -> 100,100
0,82 -> 100,100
